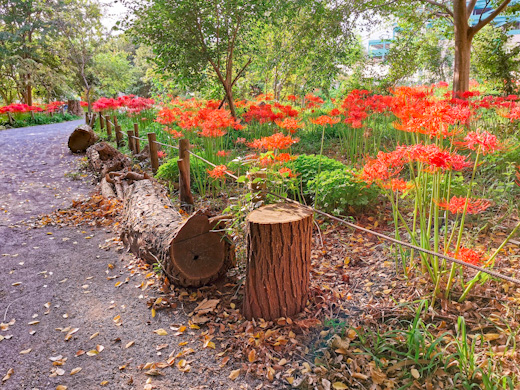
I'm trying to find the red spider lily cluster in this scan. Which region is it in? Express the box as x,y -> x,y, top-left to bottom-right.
309,115 -> 340,127
436,196 -> 491,214
92,95 -> 154,113
45,101 -> 66,113
247,133 -> 299,151
0,103 -> 43,114
447,247 -> 483,265
275,117 -> 303,133
304,93 -> 324,108
361,143 -> 471,184
458,130 -> 500,154
243,103 -> 298,124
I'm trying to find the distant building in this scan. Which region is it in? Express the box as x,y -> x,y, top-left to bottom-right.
367,0 -> 520,59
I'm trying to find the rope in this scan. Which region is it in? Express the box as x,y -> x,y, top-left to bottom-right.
265,191 -> 520,286
100,131 -> 520,285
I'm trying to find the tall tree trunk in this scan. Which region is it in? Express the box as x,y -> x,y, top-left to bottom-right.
453,0 -> 471,96
224,82 -> 236,118
26,81 -> 32,106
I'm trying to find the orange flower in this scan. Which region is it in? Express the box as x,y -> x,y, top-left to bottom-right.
279,167 -> 296,177
437,196 -> 491,214
217,150 -> 230,157
275,117 -> 303,133
248,133 -> 299,151
448,247 -> 483,265
310,115 -> 341,126
207,165 -> 230,179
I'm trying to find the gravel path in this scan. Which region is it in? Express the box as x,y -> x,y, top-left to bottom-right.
0,121 -> 244,390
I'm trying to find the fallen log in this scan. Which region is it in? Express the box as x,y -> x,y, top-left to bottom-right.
121,179 -> 235,287
243,202 -> 313,320
68,124 -> 98,153
86,142 -> 131,178
100,177 -> 116,198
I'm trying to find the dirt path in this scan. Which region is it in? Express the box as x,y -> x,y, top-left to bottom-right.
0,122 -> 246,390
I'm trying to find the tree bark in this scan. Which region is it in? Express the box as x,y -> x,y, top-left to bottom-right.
120,180 -> 235,287
86,142 -> 131,177
453,0 -> 472,96
68,124 -> 98,153
67,100 -> 83,117
243,202 -> 313,320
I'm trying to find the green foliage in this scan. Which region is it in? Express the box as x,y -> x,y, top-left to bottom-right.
290,153 -> 346,192
307,168 -> 379,214
155,157 -> 209,194
1,112 -> 80,128
471,25 -> 520,95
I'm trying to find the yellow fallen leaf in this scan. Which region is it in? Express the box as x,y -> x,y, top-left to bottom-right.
90,332 -> 99,340
28,321 -> 40,325
154,328 -> 168,336
151,308 -> 156,318
70,367 -> 82,375
2,368 -> 14,382
229,369 -> 240,380
125,341 -> 135,349
56,386 -> 67,390
86,350 -> 99,356
20,348 -> 32,355
333,382 -> 349,389
248,349 -> 256,363
411,368 -> 420,379
100,380 -> 108,386
484,333 -> 501,341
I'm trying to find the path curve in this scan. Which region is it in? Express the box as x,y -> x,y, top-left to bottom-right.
0,121 -> 240,390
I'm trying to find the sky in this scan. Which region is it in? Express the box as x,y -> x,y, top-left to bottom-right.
99,0 -> 129,31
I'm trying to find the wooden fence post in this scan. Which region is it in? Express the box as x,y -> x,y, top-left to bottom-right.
89,112 -> 96,128
99,112 -> 105,130
85,112 -> 89,124
147,133 -> 159,174
113,115 -> 118,127
178,138 -> 194,206
127,131 -> 135,153
115,125 -> 123,148
133,123 -> 141,154
106,118 -> 112,141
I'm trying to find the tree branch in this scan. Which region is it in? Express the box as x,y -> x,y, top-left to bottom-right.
418,0 -> 454,17
231,57 -> 252,87
467,0 -> 478,15
470,0 -> 512,36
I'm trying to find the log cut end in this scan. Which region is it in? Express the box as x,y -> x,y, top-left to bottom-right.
68,124 -> 98,153
168,213 -> 235,287
247,202 -> 313,225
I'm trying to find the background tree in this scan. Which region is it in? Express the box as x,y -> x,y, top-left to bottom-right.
471,23 -> 520,94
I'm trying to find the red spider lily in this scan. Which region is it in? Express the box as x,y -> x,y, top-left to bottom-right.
329,108 -> 341,116
235,137 -> 246,144
437,196 -> 491,214
458,130 -> 500,154
92,97 -> 120,112
273,103 -> 299,117
156,107 -> 182,125
157,151 -> 166,159
164,127 -> 184,138
45,101 -> 65,113
287,95 -> 298,102
80,101 -> 88,107
304,93 -> 324,108
275,117 -> 303,133
207,165 -> 231,179
381,178 -> 413,192
447,247 -> 482,265
217,150 -> 231,157
243,104 -> 284,123
279,167 -> 296,177
0,103 -> 43,114
310,115 -> 341,127
255,93 -> 274,101
248,133 -> 299,151
275,153 -> 295,162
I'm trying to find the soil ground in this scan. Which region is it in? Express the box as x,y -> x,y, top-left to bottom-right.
0,121 -> 246,390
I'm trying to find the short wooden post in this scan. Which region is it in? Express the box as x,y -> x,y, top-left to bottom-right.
106,119 -> 112,141
243,203 -> 313,320
127,131 -> 135,153
99,113 -> 105,130
113,115 -> 118,127
133,123 -> 141,154
178,138 -> 194,206
85,112 -> 89,124
148,133 -> 159,174
115,125 -> 123,148
7,112 -> 14,125
89,112 -> 96,128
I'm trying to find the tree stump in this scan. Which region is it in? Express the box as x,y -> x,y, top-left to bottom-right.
243,202 -> 313,320
67,100 -> 83,117
120,180 -> 235,287
68,124 -> 99,153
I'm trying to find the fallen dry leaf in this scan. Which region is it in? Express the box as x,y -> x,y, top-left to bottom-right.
70,367 -> 82,375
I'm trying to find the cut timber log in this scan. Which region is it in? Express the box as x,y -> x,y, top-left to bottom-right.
121,180 -> 235,287
243,202 -> 313,320
68,124 -> 98,153
100,177 -> 116,198
86,142 -> 131,178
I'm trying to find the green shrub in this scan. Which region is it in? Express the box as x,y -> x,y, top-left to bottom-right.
155,157 -> 209,194
289,154 -> 347,194
307,169 -> 379,215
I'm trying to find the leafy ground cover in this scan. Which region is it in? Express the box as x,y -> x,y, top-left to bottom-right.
0,102 -> 82,129
80,85 -> 520,388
